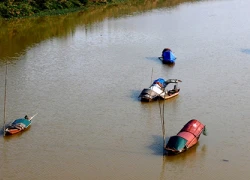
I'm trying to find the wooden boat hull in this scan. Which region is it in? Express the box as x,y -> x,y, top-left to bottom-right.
163,91 -> 179,99
5,128 -> 22,135
165,119 -> 206,155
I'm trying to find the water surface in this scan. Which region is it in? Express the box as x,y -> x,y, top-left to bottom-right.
1,0 -> 250,179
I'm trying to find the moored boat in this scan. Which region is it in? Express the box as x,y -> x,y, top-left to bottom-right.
164,119 -> 207,155
5,114 -> 37,135
158,48 -> 176,64
138,78 -> 181,102
2,62 -> 37,136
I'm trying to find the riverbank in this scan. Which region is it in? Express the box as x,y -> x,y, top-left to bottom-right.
0,0 -> 196,61
0,0 -> 130,19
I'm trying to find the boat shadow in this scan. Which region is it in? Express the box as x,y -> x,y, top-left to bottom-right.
148,135 -> 170,156
131,90 -> 145,102
241,48 -> 250,54
145,57 -> 175,67
0,128 -> 4,136
145,57 -> 162,64
0,122 -> 11,136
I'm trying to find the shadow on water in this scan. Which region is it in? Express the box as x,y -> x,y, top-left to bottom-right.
130,90 -> 143,102
241,48 -> 250,55
145,56 -> 162,64
148,135 -> 170,156
0,122 -> 11,136
0,127 -> 4,136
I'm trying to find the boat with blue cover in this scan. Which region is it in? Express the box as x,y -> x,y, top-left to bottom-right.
158,48 -> 176,64
138,78 -> 181,102
5,114 -> 37,135
2,62 -> 37,136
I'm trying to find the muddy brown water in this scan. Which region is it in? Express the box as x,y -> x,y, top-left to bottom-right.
1,0 -> 250,179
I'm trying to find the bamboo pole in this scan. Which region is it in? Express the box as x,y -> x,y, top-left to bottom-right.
3,61 -> 7,136
162,99 -> 166,149
159,100 -> 166,155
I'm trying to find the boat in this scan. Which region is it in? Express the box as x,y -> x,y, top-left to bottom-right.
158,48 -> 176,64
164,119 -> 207,155
2,62 -> 37,136
138,78 -> 181,102
4,114 -> 37,135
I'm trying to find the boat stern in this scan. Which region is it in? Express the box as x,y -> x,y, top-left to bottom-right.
5,128 -> 21,135
138,88 -> 159,102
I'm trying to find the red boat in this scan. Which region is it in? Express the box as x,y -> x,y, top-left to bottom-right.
165,119 -> 207,155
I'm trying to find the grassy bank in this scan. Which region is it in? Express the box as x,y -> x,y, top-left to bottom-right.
0,0 -> 130,19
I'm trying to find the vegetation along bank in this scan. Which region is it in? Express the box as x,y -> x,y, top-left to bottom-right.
0,0 -> 132,19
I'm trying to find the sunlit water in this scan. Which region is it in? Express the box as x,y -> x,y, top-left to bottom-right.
1,0 -> 250,179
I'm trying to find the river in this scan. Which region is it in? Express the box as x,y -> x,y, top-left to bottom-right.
1,0 -> 250,179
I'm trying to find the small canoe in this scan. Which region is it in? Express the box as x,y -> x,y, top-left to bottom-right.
5,114 -> 37,135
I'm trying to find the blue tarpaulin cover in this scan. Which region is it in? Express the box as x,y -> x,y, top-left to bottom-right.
163,50 -> 176,63
12,118 -> 31,127
153,78 -> 167,88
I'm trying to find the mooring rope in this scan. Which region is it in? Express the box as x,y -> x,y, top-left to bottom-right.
3,61 -> 8,136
